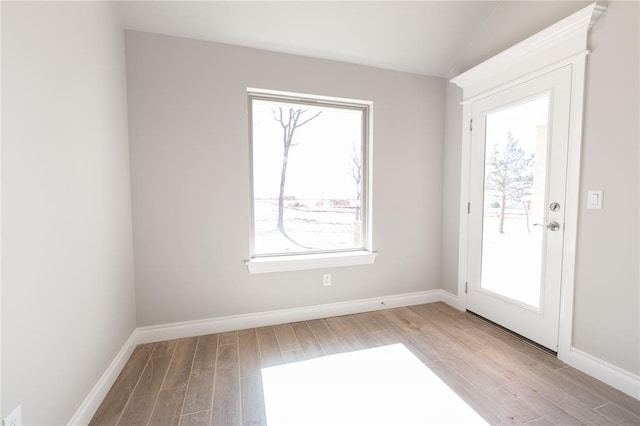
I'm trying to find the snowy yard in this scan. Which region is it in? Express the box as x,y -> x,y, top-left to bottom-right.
254,199 -> 362,255
481,214 -> 544,308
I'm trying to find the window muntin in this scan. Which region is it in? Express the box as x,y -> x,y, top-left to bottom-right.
249,91 -> 371,258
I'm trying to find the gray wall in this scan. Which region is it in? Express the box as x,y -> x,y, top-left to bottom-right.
125,31 -> 445,327
442,1 -> 639,375
440,83 -> 463,295
453,2 -> 594,75
1,2 -> 137,424
573,1 -> 639,375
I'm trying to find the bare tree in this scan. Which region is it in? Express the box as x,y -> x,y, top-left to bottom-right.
349,141 -> 362,220
486,132 -> 534,234
272,107 -> 321,236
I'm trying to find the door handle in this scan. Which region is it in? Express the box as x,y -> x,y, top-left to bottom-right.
533,222 -> 561,231
546,221 -> 560,231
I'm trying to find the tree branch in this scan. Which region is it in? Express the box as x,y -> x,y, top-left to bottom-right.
296,111 -> 322,128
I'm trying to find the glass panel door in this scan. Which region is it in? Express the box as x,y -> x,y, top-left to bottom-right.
480,95 -> 549,308
466,65 -> 572,351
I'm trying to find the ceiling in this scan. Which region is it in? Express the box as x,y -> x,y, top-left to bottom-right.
115,1 -> 500,77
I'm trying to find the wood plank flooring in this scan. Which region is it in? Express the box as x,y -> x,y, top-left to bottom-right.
90,303 -> 640,425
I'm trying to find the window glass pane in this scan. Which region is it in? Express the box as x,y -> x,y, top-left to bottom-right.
251,97 -> 366,256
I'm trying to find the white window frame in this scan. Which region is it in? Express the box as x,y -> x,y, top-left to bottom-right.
245,88 -> 376,274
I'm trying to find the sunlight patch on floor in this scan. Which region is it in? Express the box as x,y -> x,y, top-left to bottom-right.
261,344 -> 489,426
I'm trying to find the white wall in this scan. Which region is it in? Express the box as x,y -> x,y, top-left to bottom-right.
125,31 -> 445,327
1,2 -> 137,424
442,1 -> 639,375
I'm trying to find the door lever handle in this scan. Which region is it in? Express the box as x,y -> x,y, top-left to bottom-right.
534,222 -> 560,231
546,221 -> 560,231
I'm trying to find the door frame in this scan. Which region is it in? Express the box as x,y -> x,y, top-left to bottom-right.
450,3 -> 605,361
466,66 -> 573,351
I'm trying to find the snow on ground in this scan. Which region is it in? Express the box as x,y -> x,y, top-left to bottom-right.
254,199 -> 361,254
254,200 -> 543,309
481,215 -> 543,308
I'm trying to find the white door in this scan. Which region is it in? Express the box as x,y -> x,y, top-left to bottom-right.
466,65 -> 572,351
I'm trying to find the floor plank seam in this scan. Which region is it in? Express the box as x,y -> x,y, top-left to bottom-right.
521,415 -> 545,424
182,408 -> 211,417
250,327 -> 267,426
113,342 -> 157,426
93,304 -> 640,426
600,401 -> 640,419
272,325 -> 290,360
320,318 -> 347,352
236,330 -> 243,426
304,321 -> 325,354
207,334 -> 222,426
532,380 -> 611,424
177,335 -> 201,420
146,346 -> 179,426
592,402 -> 610,410
157,384 -> 187,392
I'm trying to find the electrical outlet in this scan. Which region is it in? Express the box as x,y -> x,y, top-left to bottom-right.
323,273 -> 331,286
4,405 -> 22,426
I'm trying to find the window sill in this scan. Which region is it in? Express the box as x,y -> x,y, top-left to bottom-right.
246,250 -> 377,274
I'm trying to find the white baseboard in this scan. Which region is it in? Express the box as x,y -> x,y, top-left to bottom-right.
68,288 -> 639,425
135,290 -> 443,343
440,290 -> 463,311
67,331 -> 139,425
561,346 -> 640,400
67,289 -> 445,424
442,291 -> 640,399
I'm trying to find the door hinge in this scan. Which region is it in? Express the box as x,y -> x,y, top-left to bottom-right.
467,202 -> 471,214
470,119 -> 473,131
465,282 -> 468,294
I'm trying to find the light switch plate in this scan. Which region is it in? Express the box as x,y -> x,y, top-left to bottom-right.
587,189 -> 603,209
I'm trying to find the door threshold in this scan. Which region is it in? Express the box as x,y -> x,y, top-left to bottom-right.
466,310 -> 558,356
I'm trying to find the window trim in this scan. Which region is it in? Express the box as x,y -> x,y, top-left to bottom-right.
246,88 -> 375,273
246,250 -> 377,274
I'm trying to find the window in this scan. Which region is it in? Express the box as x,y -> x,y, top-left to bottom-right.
247,89 -> 375,273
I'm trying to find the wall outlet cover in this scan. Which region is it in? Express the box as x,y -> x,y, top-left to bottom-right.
323,273 -> 332,286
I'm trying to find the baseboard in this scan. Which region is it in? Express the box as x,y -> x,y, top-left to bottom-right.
71,289 -> 638,424
441,292 -> 639,399
67,330 -> 139,425
67,289 -> 445,424
440,290 -> 462,311
135,289 -> 443,344
561,346 -> 640,399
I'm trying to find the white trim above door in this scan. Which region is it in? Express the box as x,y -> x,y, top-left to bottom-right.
450,3 -> 605,358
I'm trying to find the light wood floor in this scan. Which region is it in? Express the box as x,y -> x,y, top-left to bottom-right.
90,303 -> 640,425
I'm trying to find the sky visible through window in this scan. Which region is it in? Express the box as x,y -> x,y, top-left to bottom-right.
251,97 -> 366,255
252,100 -> 362,200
